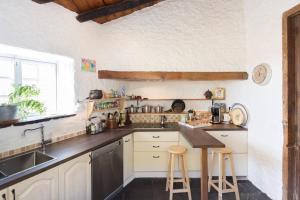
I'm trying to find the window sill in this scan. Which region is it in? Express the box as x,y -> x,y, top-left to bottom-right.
0,114 -> 76,129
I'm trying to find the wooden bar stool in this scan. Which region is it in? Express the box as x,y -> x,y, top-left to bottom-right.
166,145 -> 192,200
208,147 -> 240,200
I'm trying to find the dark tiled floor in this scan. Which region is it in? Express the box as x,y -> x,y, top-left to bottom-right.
113,178 -> 271,200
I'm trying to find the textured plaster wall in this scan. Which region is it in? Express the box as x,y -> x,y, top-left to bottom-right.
0,0 -> 125,153
96,0 -> 246,70
243,1 -> 300,199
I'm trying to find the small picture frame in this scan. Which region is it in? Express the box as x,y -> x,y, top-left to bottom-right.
213,88 -> 225,100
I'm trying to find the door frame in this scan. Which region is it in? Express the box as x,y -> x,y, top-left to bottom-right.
283,3 -> 300,200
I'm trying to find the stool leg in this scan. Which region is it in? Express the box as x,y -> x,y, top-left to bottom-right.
182,154 -> 192,200
229,154 -> 240,200
208,151 -> 215,192
218,153 -> 223,200
166,153 -> 171,191
169,154 -> 175,200
222,156 -> 227,190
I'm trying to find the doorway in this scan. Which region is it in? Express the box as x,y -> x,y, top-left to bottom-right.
283,4 -> 300,200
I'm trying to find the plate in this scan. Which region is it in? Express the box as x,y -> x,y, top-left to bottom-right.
229,103 -> 248,126
171,99 -> 185,113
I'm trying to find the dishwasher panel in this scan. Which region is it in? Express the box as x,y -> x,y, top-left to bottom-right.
92,139 -> 123,200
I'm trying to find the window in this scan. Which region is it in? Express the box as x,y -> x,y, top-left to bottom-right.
0,44 -> 75,118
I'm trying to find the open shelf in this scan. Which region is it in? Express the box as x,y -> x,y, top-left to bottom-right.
126,98 -> 219,101
98,70 -> 248,81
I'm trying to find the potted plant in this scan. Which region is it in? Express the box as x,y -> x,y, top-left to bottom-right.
0,85 -> 46,123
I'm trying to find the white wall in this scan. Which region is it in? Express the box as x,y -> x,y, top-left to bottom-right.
0,0 -> 125,153
243,0 -> 299,199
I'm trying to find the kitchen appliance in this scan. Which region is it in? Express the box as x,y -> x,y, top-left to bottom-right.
91,140 -> 123,200
141,105 -> 153,113
211,103 -> 222,124
171,99 -> 185,113
88,90 -> 103,100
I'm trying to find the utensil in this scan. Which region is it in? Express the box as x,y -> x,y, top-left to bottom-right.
171,99 -> 185,113
154,105 -> 164,113
127,105 -> 139,113
142,105 -> 153,113
229,103 -> 248,126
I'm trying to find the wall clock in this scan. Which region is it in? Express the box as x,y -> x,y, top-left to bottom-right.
252,63 -> 272,85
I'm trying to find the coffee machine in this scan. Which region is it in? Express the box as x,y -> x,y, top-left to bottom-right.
211,103 -> 226,124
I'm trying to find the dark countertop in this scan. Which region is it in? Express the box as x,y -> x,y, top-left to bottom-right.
0,123 -> 246,190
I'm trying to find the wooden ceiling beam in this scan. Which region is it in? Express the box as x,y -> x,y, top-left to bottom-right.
76,0 -> 162,22
98,70 -> 249,81
32,0 -> 54,4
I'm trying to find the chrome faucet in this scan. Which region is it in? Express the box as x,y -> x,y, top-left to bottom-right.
160,115 -> 167,126
24,124 -> 50,153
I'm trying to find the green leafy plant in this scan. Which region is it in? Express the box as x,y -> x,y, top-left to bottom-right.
8,85 -> 46,120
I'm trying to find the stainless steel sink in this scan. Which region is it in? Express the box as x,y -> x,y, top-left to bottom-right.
0,151 -> 54,178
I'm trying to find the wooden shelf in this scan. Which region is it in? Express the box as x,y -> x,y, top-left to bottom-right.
98,70 -> 248,81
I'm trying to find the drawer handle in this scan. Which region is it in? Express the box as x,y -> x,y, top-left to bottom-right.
2,194 -> 6,200
153,136 -> 160,139
153,155 -> 160,158
153,145 -> 160,148
125,139 -> 130,143
221,134 -> 229,137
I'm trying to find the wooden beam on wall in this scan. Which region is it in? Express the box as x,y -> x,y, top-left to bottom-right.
98,70 -> 249,81
32,0 -> 54,4
76,0 -> 162,22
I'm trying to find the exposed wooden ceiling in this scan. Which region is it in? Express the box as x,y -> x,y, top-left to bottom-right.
33,0 -> 164,24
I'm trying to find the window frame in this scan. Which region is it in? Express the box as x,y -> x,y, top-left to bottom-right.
0,54 -> 59,115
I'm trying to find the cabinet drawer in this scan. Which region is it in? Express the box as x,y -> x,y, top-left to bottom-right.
134,142 -> 178,152
207,131 -> 248,153
134,152 -> 170,171
134,132 -> 179,142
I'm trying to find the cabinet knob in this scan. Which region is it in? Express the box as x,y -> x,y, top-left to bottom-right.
152,155 -> 160,158
152,136 -> 160,139
125,139 -> 130,143
152,145 -> 160,148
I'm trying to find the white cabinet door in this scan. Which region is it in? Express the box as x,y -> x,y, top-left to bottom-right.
123,134 -> 134,185
207,131 -> 248,153
0,189 -> 8,200
59,153 -> 91,200
9,168 -> 59,200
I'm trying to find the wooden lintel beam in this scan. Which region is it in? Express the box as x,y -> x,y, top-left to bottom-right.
32,0 -> 54,4
98,70 -> 249,81
76,0 -> 162,23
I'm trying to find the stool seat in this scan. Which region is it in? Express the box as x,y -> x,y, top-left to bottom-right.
168,145 -> 186,154
211,147 -> 232,154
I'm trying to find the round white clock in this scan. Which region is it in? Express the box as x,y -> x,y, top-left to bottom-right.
252,63 -> 272,85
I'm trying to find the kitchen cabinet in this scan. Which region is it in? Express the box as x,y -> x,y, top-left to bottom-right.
58,153 -> 91,200
0,189 -> 8,200
8,168 -> 59,200
134,132 -> 179,173
123,134 -> 134,186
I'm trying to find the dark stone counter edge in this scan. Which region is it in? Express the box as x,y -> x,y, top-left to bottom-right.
0,124 -> 246,190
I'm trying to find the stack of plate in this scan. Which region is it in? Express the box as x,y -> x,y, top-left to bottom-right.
229,103 -> 248,126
